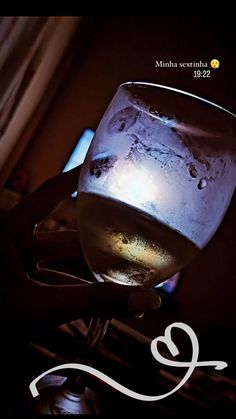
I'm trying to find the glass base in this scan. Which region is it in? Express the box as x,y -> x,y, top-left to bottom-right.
32,374 -> 103,415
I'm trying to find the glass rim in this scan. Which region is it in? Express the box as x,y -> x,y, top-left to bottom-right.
119,81 -> 236,119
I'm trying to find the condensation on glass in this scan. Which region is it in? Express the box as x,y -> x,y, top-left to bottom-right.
79,82 -> 236,249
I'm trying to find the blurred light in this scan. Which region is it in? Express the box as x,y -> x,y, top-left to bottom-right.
63,128 -> 94,197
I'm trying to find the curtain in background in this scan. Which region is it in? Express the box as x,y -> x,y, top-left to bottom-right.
0,16 -> 80,187
0,17 -> 51,139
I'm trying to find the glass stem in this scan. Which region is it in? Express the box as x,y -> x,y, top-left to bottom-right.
64,317 -> 111,394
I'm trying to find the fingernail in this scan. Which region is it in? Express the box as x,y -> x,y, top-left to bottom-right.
135,312 -> 145,319
128,290 -> 161,314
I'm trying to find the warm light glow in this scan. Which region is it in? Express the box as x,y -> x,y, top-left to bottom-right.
109,231 -> 174,271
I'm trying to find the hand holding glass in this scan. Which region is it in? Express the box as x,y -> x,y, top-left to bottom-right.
39,82 -> 236,414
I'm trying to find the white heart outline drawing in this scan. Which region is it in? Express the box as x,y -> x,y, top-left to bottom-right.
29,322 -> 228,401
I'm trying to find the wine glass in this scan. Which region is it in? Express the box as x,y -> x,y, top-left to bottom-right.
34,82 -> 236,414
77,82 -> 236,288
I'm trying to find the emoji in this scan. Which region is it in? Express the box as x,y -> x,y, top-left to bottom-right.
210,59 -> 220,69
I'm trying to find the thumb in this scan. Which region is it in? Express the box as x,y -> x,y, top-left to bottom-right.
7,280 -> 161,331
76,282 -> 162,317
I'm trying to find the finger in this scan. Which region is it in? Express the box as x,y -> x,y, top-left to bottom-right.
2,165 -> 82,244
30,230 -> 83,262
32,268 -> 91,285
27,230 -> 90,280
7,280 -> 161,333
